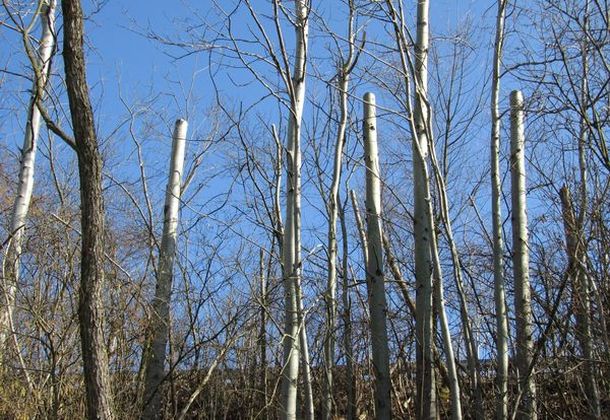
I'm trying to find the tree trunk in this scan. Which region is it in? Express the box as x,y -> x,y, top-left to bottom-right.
280,0 -> 309,418
490,2 -> 509,419
324,68 -> 350,420
350,189 -> 369,267
339,198 -> 356,420
141,119 -> 188,419
363,92 -> 392,419
413,1 -> 437,418
258,248 -> 269,419
1,0 -> 56,357
509,90 -> 537,420
61,0 -> 114,417
298,281 -> 314,420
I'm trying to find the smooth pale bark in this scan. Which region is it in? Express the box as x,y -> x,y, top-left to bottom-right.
297,284 -> 314,420
386,2 -> 458,416
509,90 -> 537,420
428,232 -> 462,420
141,119 -> 188,419
559,186 -> 600,418
363,92 -> 392,419
425,131 -> 463,419
61,0 -> 114,417
324,58 -> 354,420
413,1 -> 437,418
490,2 -> 509,419
1,0 -> 56,355
323,80 -> 345,420
280,1 -> 309,418
428,111 -> 474,420
423,129 -> 464,419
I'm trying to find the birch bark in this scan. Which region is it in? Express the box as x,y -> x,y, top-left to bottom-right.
324,16 -> 357,414
1,0 -> 56,356
280,1 -> 309,418
413,1 -> 436,417
509,90 -> 537,420
363,92 -> 392,419
490,2 -> 509,419
141,119 -> 188,419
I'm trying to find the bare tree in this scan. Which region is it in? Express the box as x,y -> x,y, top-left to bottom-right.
60,0 -> 115,417
279,1 -> 310,418
509,90 -> 536,420
322,2 -> 361,417
1,0 -> 56,358
141,119 -> 188,419
362,92 -> 392,419
490,2 -> 509,419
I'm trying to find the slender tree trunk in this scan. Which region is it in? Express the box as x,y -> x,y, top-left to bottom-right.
141,119 -> 188,419
559,186 -> 600,418
429,233 -> 462,420
363,92 -> 392,419
280,1 -> 309,418
382,231 -> 416,321
490,2 -> 509,419
423,144 -> 463,420
297,283 -> 315,420
509,90 -> 536,420
324,69 -> 351,420
258,248 -> 269,419
413,1 -> 437,418
1,0 -> 56,356
428,113 -> 474,420
339,198 -> 356,420
61,0 -> 114,417
350,189 -> 368,267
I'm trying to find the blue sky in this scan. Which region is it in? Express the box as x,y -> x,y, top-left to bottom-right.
0,0 -> 531,354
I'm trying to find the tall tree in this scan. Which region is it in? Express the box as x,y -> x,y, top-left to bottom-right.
1,0 -> 56,356
509,90 -> 536,420
61,0 -> 114,417
323,2 -> 360,417
280,0 -> 310,418
362,92 -> 392,419
141,119 -> 188,419
413,0 -> 437,417
490,2 -> 509,419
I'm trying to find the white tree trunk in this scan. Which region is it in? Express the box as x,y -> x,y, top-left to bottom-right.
412,1 -> 437,417
429,233 -> 462,420
297,282 -> 315,420
280,1 -> 309,418
1,0 -> 56,354
324,69 -> 351,420
363,92 -> 392,419
509,90 -> 537,420
142,119 -> 188,419
490,2 -> 509,419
